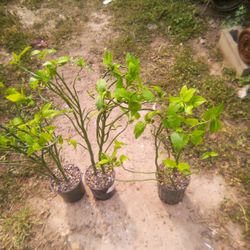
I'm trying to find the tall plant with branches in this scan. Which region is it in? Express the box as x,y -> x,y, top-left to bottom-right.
10,48 -> 155,177
135,85 -> 223,189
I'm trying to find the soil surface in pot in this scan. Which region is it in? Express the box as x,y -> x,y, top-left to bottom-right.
157,167 -> 190,191
51,164 -> 82,193
85,166 -> 115,190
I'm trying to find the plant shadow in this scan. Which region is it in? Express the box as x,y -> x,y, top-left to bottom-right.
161,193 -> 217,250
64,187 -> 137,249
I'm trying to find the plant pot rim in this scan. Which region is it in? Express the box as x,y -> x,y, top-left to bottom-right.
238,28 -> 250,64
157,177 -> 190,191
51,164 -> 83,194
85,165 -> 115,191
156,170 -> 191,192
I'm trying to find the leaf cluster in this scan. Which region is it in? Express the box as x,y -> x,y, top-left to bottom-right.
134,85 -> 223,179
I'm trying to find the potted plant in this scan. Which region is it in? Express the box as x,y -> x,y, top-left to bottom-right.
134,85 -> 223,204
11,48 -> 154,200
0,88 -> 85,203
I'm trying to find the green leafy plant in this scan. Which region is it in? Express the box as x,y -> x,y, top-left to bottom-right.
10,48 -> 154,180
135,85 -> 223,188
0,89 -> 71,183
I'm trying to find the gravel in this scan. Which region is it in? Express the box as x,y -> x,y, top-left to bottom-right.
51,164 -> 82,193
85,166 -> 115,190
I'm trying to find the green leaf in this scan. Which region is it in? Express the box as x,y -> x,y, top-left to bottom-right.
30,142 -> 41,154
29,77 -> 39,89
69,139 -> 77,148
76,57 -> 86,67
134,121 -> 146,139
169,96 -> 181,103
97,158 -> 110,166
184,105 -> 193,115
190,129 -> 204,145
163,115 -> 183,129
58,136 -> 63,144
35,69 -> 51,83
153,86 -> 164,97
128,101 -> 141,113
125,53 -> 140,85
40,132 -> 53,142
167,102 -> 181,115
10,46 -> 31,65
177,162 -> 190,174
209,119 -> 221,132
142,87 -> 155,101
6,92 -> 26,102
201,151 -> 218,160
40,103 -> 65,119
185,118 -> 199,127
144,111 -> 159,122
11,117 -> 23,126
191,95 -> 206,107
203,104 -> 224,120
120,155 -> 128,163
114,140 -> 126,150
103,51 -> 113,66
0,135 -> 8,146
0,82 -> 5,88
163,159 -> 177,168
170,132 -> 188,152
96,97 -> 104,110
114,88 -> 130,100
180,85 -> 196,102
56,56 -> 70,65
31,50 -> 41,56
96,79 -> 107,94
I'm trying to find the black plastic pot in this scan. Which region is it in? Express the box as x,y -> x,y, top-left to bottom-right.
212,0 -> 244,12
57,178 -> 85,203
51,165 -> 85,203
157,181 -> 189,205
89,182 -> 116,200
85,166 -> 116,200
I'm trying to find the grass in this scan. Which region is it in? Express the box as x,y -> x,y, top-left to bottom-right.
0,4 -> 32,53
0,207 -> 36,250
108,0 -> 206,58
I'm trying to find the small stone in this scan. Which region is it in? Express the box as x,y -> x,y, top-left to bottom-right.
200,38 -> 206,45
103,0 -> 112,4
147,23 -> 158,30
237,84 -> 250,99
